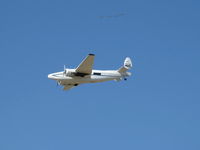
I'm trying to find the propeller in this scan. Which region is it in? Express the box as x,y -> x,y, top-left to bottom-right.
63,65 -> 66,76
57,80 -> 61,86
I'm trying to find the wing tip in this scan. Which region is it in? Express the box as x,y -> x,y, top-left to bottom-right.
88,53 -> 95,56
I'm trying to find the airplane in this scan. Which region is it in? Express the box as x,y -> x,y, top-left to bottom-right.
48,54 -> 132,90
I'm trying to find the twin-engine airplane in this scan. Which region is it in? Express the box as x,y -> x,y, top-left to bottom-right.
48,54 -> 132,90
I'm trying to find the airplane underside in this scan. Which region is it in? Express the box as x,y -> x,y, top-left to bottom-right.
58,76 -> 119,86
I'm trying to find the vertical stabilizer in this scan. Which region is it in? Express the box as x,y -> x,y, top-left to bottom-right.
118,57 -> 132,73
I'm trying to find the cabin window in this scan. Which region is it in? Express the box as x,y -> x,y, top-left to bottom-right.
93,72 -> 101,75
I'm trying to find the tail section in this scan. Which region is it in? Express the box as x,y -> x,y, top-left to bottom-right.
118,57 -> 132,73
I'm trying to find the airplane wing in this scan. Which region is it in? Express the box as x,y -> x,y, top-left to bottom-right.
75,54 -> 95,74
63,85 -> 74,91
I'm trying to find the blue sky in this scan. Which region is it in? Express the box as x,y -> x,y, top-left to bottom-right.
0,0 -> 200,150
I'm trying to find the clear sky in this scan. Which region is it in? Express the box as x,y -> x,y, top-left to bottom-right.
0,0 -> 200,150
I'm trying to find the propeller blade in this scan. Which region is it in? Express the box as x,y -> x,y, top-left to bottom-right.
57,81 -> 61,86
63,65 -> 66,75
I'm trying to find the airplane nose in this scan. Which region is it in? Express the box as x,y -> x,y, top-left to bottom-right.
48,74 -> 53,79
48,74 -> 57,80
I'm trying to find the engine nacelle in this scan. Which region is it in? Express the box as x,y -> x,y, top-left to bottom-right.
64,69 -> 87,77
65,69 -> 74,76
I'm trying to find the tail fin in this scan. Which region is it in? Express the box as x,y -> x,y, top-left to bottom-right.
118,57 -> 132,73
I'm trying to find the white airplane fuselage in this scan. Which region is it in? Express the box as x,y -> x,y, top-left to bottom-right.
48,69 -> 131,85
48,54 -> 132,90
